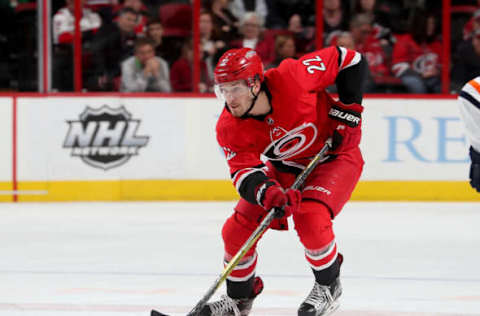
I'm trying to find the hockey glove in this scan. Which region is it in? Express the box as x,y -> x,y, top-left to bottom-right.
257,180 -> 301,218
328,102 -> 363,152
469,146 -> 480,192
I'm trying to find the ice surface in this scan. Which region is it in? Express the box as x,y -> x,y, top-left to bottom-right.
0,201 -> 479,315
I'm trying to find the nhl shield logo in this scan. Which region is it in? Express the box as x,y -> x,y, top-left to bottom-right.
63,105 -> 149,170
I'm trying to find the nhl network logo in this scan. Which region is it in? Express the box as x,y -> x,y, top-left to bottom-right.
63,105 -> 149,170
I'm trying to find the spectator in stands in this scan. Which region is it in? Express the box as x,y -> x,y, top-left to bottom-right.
228,0 -> 267,24
323,0 -> 350,46
266,33 -> 296,69
85,0 -> 117,22
463,7 -> 480,42
88,7 -> 137,91
349,13 -> 390,92
170,39 -> 212,93
352,0 -> 395,50
52,0 -> 102,91
146,19 -> 164,57
200,9 -> 225,82
452,28 -> 480,91
53,0 -> 102,45
203,0 -> 240,44
120,38 -> 171,92
229,11 -> 275,65
265,0 -> 316,30
391,9 -> 442,93
287,13 -> 315,55
335,31 -> 355,49
113,0 -> 148,35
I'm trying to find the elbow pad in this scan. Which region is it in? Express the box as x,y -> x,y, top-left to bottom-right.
335,55 -> 368,104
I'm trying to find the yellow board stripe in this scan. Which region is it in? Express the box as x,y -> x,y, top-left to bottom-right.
0,180 -> 475,202
353,181 -> 479,201
0,182 -> 14,202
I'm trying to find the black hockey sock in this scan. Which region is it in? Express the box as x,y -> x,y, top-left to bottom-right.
312,255 -> 342,286
226,276 -> 254,299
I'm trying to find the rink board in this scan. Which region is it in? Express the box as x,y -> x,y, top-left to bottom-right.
0,97 -> 13,202
1,95 -> 479,201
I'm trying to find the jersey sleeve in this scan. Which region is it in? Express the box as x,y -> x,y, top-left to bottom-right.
53,10 -> 71,44
216,119 -> 270,205
391,34 -> 412,77
286,46 -> 362,92
458,78 -> 480,152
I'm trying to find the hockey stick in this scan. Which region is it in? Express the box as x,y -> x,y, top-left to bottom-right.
151,138 -> 333,316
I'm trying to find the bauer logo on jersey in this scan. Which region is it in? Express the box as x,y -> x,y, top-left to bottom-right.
263,123 -> 318,160
63,105 -> 149,170
303,185 -> 332,195
328,105 -> 361,128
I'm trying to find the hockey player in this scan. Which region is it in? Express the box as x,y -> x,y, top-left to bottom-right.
202,46 -> 367,316
458,77 -> 480,192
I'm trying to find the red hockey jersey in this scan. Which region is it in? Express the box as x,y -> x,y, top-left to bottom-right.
216,46 -> 361,194
391,34 -> 442,77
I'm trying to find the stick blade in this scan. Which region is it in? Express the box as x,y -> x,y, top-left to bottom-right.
151,309 -> 170,316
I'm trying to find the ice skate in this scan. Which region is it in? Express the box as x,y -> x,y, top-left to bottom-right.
297,277 -> 342,316
198,276 -> 263,316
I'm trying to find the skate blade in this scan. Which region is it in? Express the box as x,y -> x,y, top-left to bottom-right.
151,309 -> 170,316
323,301 -> 340,316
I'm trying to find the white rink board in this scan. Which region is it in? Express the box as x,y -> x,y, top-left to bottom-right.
0,97 -> 12,181
16,97 -> 226,181
361,98 -> 469,180
15,96 -> 469,182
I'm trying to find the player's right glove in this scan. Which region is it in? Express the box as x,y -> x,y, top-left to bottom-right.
256,180 -> 301,218
328,101 -> 363,152
469,146 -> 480,192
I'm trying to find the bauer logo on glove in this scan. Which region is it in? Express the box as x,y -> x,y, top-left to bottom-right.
328,105 -> 361,127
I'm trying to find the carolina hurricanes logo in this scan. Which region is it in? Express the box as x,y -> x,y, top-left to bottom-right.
263,123 -> 318,161
413,53 -> 438,73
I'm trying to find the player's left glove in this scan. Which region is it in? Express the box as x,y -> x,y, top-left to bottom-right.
328,101 -> 363,152
257,180 -> 301,218
469,146 -> 480,192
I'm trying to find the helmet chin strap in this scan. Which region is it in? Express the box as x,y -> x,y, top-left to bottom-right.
240,86 -> 260,119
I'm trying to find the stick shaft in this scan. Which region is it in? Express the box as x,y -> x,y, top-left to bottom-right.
187,139 -> 332,316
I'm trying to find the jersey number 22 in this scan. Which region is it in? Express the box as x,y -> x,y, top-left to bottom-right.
302,56 -> 326,74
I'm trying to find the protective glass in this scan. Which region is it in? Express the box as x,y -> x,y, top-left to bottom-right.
214,80 -> 251,102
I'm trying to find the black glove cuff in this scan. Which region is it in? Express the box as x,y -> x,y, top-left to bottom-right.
331,130 -> 343,151
256,180 -> 277,207
470,146 -> 480,164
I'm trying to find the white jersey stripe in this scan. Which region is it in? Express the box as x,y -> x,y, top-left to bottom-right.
227,253 -> 258,271
226,269 -> 256,282
338,46 -> 347,70
305,240 -> 336,261
338,46 -> 361,71
342,51 -> 361,71
309,251 -> 339,271
233,168 -> 266,192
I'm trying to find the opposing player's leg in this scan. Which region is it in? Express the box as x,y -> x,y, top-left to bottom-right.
199,212 -> 264,316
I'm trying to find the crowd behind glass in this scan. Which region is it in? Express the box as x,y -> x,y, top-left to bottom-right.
0,0 -> 479,93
